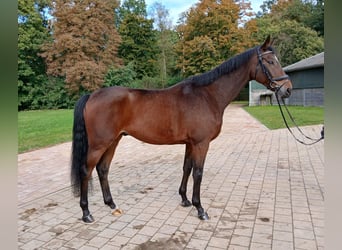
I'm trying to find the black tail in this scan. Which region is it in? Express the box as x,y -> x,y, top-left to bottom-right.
71,94 -> 90,197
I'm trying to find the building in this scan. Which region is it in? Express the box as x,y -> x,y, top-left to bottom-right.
249,52 -> 324,106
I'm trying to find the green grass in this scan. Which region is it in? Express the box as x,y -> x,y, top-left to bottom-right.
18,109 -> 73,153
243,105 -> 324,130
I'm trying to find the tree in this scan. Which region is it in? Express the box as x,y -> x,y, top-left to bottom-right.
18,0 -> 51,110
255,0 -> 324,66
149,2 -> 176,87
273,20 -> 324,66
116,0 -> 147,27
41,0 -> 122,94
104,62 -> 137,88
117,0 -> 158,80
259,0 -> 276,15
175,0 -> 257,77
181,36 -> 219,76
258,0 -> 324,36
303,0 -> 324,36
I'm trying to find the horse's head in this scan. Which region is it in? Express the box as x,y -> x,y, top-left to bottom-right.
252,36 -> 292,98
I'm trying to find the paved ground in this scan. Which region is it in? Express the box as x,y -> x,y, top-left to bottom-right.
18,104 -> 324,250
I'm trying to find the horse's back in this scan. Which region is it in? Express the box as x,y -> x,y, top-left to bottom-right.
88,86 -> 129,103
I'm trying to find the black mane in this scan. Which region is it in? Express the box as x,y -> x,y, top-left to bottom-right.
187,46 -> 258,86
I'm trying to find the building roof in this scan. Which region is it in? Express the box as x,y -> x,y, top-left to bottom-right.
283,52 -> 324,73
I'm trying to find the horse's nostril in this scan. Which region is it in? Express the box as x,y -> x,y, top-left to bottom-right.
287,88 -> 292,95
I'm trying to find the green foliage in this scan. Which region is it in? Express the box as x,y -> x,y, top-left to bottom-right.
275,20 -> 324,66
259,0 -> 276,14
154,30 -> 179,87
258,0 -> 324,36
18,109 -> 73,152
134,76 -> 163,89
19,76 -> 75,110
18,0 -> 51,110
104,62 -> 178,89
116,0 -> 147,26
116,0 -> 180,88
274,0 -> 324,36
149,2 -> 178,88
304,0 -> 324,36
118,13 -> 159,79
167,74 -> 184,87
255,0 -> 324,66
175,0 -> 258,77
104,62 -> 138,88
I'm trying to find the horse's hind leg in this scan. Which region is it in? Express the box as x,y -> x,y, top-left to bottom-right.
80,149 -> 104,223
80,152 -> 101,223
96,137 -> 121,210
80,173 -> 94,223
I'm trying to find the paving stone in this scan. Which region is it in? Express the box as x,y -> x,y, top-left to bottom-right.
64,237 -> 88,249
186,237 -> 208,249
293,228 -> 316,240
229,234 -> 251,247
17,104 -> 324,250
128,233 -> 151,245
87,236 -> 110,248
273,230 -> 293,242
208,236 -> 230,249
109,235 -> 130,247
272,240 -> 294,250
294,237 -> 318,249
250,242 -> 272,249
21,239 -> 45,250
42,238 -> 67,250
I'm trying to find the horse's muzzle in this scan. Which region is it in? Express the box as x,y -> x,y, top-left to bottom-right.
276,80 -> 292,99
283,87 -> 292,98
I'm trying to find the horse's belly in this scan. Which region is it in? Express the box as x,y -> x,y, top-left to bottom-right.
125,120 -> 187,145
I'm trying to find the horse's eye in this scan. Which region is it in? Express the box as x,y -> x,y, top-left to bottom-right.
268,60 -> 274,65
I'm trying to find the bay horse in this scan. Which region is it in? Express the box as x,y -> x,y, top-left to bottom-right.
71,36 -> 292,223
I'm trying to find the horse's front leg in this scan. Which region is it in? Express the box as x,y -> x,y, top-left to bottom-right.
189,142 -> 210,220
192,165 -> 209,220
179,145 -> 193,207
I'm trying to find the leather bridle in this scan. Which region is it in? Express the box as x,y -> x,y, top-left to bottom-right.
255,47 -> 323,145
255,47 -> 290,91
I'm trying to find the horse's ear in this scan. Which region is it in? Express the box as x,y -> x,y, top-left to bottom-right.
261,35 -> 271,50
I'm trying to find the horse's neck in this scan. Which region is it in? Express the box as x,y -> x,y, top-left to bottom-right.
209,65 -> 251,112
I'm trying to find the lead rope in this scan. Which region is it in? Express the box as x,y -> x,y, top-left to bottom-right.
275,90 -> 324,145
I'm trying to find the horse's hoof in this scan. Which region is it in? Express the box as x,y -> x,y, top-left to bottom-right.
112,208 -> 123,216
198,212 -> 209,220
181,200 -> 192,207
82,214 -> 95,224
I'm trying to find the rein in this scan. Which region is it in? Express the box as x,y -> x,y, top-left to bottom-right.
275,90 -> 324,146
256,47 -> 324,146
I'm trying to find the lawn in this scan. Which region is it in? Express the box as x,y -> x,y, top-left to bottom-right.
18,109 -> 73,153
243,105 -> 324,130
